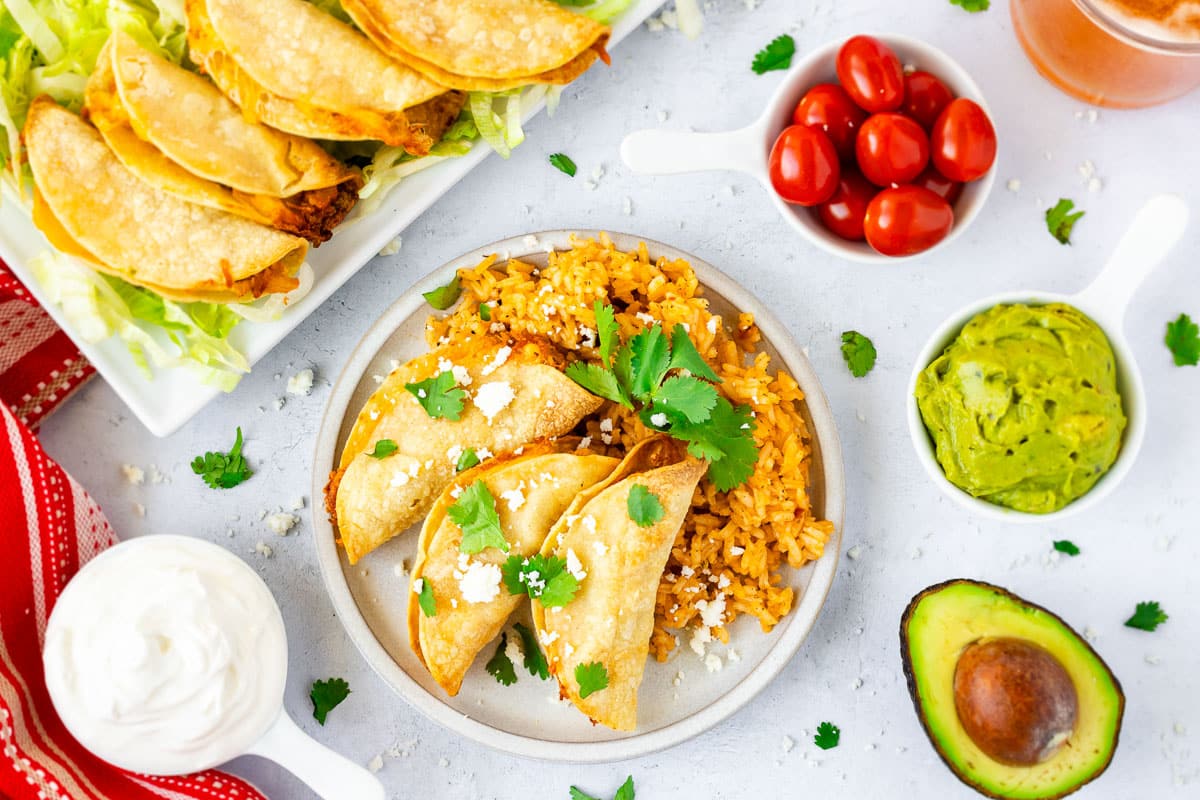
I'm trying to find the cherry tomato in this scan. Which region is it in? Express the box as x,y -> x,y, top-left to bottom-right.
836,35 -> 905,113
856,113 -> 930,187
793,83 -> 867,162
931,98 -> 997,182
912,166 -> 963,205
816,169 -> 878,242
769,124 -> 840,207
902,71 -> 955,129
863,186 -> 954,256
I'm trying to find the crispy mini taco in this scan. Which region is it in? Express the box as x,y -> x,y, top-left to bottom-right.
409,441 -> 619,696
84,32 -> 362,245
342,0 -> 611,92
25,97 -> 307,303
185,0 -> 464,154
532,437 -> 706,731
329,335 -> 604,564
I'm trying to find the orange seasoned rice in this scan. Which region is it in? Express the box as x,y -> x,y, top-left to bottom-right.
426,234 -> 835,660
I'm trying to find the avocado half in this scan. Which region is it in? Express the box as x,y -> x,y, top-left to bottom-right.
900,580 -> 1124,800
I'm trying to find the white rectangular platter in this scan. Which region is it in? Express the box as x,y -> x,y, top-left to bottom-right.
0,0 -> 663,437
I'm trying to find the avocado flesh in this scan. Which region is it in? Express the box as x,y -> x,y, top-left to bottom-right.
901,580 -> 1124,800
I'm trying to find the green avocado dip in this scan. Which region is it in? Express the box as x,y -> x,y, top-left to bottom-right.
915,303 -> 1126,514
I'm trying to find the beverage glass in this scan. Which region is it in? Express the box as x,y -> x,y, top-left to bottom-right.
1011,0 -> 1200,107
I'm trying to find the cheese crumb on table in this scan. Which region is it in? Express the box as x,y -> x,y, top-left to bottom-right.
121,464 -> 145,485
287,368 -> 315,396
266,512 -> 299,536
254,541 -> 273,558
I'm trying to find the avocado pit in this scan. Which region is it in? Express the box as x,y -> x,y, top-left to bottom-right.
953,637 -> 1078,766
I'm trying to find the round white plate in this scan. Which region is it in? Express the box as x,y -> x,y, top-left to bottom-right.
311,231 -> 846,762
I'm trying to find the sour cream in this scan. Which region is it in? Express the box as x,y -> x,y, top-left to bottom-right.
43,536 -> 287,775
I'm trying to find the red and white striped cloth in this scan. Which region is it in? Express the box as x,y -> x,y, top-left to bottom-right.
0,259 -> 268,800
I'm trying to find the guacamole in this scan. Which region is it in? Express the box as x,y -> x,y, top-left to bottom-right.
915,303 -> 1126,513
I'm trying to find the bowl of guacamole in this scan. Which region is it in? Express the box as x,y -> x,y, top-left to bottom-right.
913,302 -> 1127,514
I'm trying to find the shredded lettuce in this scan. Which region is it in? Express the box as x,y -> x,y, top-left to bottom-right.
31,251 -> 250,391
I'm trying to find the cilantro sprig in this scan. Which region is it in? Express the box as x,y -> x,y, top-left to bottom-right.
415,579 -> 436,617
950,0 -> 990,11
571,776 -> 635,800
423,274 -> 461,309
190,427 -> 253,489
449,480 -> 509,554
1053,540 -> 1080,556
564,302 -> 757,491
627,484 -> 664,527
367,439 -> 398,459
310,678 -> 350,725
405,371 -> 466,420
1046,199 -> 1085,245
502,553 -> 579,607
751,34 -> 795,75
512,622 -> 549,679
814,721 -> 840,750
456,447 -> 480,472
486,633 -> 518,686
1165,313 -> 1199,366
549,153 -> 577,176
841,331 -> 877,378
575,661 -> 609,699
1125,601 -> 1167,632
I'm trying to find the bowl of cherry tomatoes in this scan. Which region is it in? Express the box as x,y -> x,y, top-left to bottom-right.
769,34 -> 997,260
621,33 -> 997,263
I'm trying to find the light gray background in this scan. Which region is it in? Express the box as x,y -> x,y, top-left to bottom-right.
40,1 -> 1199,797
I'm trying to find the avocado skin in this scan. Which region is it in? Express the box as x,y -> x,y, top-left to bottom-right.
899,579 -> 1126,800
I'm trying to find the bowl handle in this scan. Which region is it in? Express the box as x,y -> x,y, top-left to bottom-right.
247,710 -> 385,800
1074,194 -> 1189,329
620,121 -> 769,181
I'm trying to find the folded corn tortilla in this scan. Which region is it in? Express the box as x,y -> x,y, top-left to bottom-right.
329,335 -> 604,564
533,437 -> 706,731
342,0 -> 610,91
410,441 -> 618,696
85,32 -> 362,245
25,97 -> 307,303
186,0 -> 463,153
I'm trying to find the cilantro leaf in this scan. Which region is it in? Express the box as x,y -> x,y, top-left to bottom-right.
614,777 -> 635,800
1125,601 -> 1168,632
950,0 -> 990,10
627,325 -> 671,400
485,633 -> 518,686
669,397 -> 758,491
651,375 -> 718,424
1053,540 -> 1080,556
367,439 -> 398,459
565,361 -> 631,407
840,331 -> 877,378
512,622 -> 549,679
1046,198 -> 1085,245
549,153 -> 577,177
627,484 -> 665,527
310,678 -> 350,725
416,579 -> 436,617
405,371 -> 466,420
569,789 -> 600,800
575,661 -> 608,699
479,302 -> 492,321
594,301 -> 621,364
501,554 -> 579,607
456,447 -> 480,472
190,427 -> 253,489
449,480 -> 509,554
1165,313 -> 1200,366
667,324 -> 721,382
814,721 -> 840,750
422,274 -> 461,309
751,34 -> 795,75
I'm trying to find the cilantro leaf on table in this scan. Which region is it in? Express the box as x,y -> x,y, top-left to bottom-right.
1046,198 -> 1085,245
650,375 -> 718,424
190,427 -> 253,489
613,777 -> 635,800
1125,601 -> 1168,632
479,302 -> 492,321
549,153 -> 577,177
667,324 -> 721,382
1165,313 -> 1200,366
310,678 -> 350,725
416,579 -> 436,617
456,447 -> 480,472
751,34 -> 795,75
405,371 -> 466,420
422,274 -> 461,309
512,622 -> 549,679
565,361 -> 630,407
814,721 -> 840,750
627,484 -> 665,528
950,0 -> 990,11
569,789 -> 600,800
575,661 -> 609,699
1053,540 -> 1080,556
367,438 -> 398,459
502,554 -> 579,607
840,331 -> 877,378
449,480 -> 509,554
485,633 -> 518,686
669,397 -> 758,491
594,300 -> 621,363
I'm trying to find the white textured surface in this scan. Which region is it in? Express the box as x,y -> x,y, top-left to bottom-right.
38,2 -> 1200,798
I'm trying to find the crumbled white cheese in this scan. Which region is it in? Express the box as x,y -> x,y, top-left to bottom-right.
481,346 -> 512,376
540,629 -> 560,646
592,541 -> 609,557
706,315 -> 720,334
254,541 -> 274,558
622,196 -> 633,215
782,735 -> 795,753
1006,178 -> 1021,192
729,545 -> 745,556
680,565 -> 695,577
473,381 -> 515,423
121,464 -> 145,485
390,469 -> 411,487
847,545 -> 862,560
446,444 -> 463,464
650,412 -> 668,427
266,512 -> 299,536
578,326 -> 597,348
580,515 -> 597,535
727,649 -> 740,663
476,447 -> 493,460
635,311 -> 656,325
291,497 -> 306,511
367,754 -> 384,773
566,548 -> 587,581
505,629 -> 524,665
522,234 -> 539,250
457,558 -> 502,604
500,487 -> 526,511
412,578 -> 424,595
287,368 -> 314,396
696,592 -> 726,628
378,236 -> 402,256
704,653 -> 723,673
578,436 -> 592,449
598,418 -> 614,433
689,625 -> 711,656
